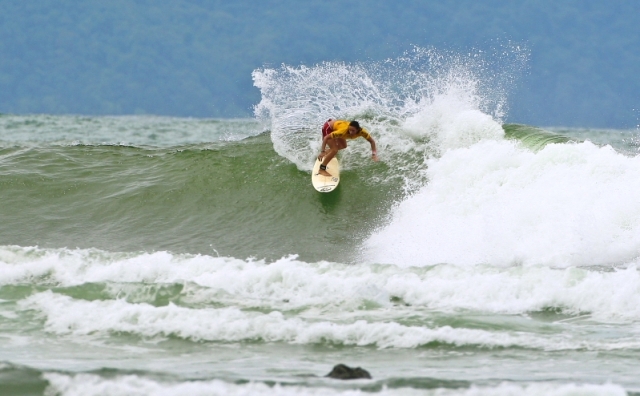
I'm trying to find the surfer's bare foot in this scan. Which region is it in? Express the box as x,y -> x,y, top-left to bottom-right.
318,169 -> 332,177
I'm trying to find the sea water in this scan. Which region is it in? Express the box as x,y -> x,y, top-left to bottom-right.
1,48 -> 640,395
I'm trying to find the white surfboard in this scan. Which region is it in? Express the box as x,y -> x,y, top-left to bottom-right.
312,157 -> 340,192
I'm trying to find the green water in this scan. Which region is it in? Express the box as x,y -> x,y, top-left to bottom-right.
0,134 -> 403,262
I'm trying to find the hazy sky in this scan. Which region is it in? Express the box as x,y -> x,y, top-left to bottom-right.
1,0 -> 639,127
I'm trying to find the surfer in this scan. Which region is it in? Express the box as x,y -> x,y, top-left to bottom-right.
317,119 -> 378,177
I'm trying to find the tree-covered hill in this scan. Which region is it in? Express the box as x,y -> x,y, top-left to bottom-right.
1,0 -> 638,127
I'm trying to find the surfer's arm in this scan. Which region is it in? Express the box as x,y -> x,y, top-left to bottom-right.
367,136 -> 379,162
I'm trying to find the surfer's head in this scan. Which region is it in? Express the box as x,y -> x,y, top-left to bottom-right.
348,121 -> 361,135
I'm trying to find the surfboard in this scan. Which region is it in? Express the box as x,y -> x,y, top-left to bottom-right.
312,157 -> 340,192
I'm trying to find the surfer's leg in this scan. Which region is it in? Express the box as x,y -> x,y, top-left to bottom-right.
318,120 -> 334,161
318,140 -> 343,160
318,163 -> 331,176
319,138 -> 345,177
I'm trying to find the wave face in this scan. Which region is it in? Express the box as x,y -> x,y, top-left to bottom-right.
0,116 -> 401,263
3,48 -> 640,395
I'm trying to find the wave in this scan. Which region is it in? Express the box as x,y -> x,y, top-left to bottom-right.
27,371 -> 630,396
21,290 -> 576,349
2,120 -> 637,268
0,135 -> 402,262
4,246 -> 640,319
252,46 -> 640,271
4,246 -> 640,348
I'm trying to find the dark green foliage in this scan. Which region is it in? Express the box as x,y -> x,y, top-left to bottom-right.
0,0 -> 638,127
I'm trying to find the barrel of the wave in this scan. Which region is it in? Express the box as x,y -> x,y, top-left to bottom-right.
312,157 -> 340,192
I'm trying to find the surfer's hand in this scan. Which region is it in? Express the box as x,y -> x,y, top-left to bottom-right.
372,153 -> 379,162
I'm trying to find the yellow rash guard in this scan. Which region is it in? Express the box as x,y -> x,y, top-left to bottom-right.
329,120 -> 371,140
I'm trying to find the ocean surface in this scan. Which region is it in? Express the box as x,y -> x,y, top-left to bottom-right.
2,51 -> 640,395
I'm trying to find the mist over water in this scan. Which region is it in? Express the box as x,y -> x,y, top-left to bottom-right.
3,46 -> 640,395
253,46 -> 527,184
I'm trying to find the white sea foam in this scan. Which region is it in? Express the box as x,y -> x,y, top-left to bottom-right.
16,290 -> 545,349
16,290 -> 640,350
365,139 -> 640,268
4,246 -> 640,322
44,374 -> 373,396
43,373 -> 628,396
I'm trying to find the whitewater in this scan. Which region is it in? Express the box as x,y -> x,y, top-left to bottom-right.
2,47 -> 640,395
